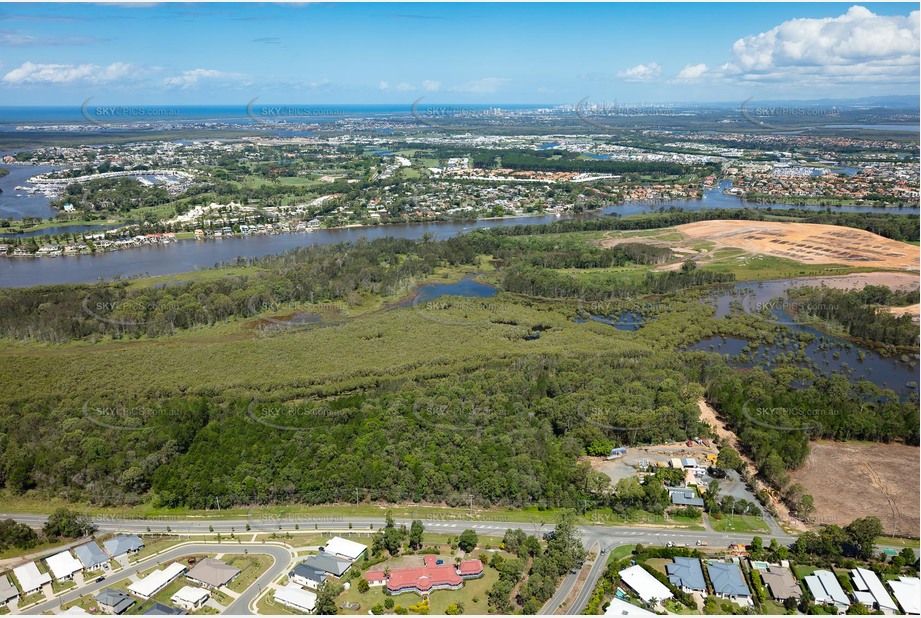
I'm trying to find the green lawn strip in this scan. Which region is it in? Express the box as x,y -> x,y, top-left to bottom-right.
878,536 -> 920,549
224,553 -> 274,594
710,514 -> 769,534
51,579 -> 76,593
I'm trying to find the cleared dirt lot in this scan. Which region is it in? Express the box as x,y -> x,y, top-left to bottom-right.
675,220 -> 919,271
790,441 -> 920,536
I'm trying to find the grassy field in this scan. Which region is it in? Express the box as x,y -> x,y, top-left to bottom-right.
710,514 -> 770,533
224,553 -> 274,594
878,536 -> 921,549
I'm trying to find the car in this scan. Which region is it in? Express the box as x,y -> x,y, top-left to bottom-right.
96,576 -> 105,582
600,548 -> 606,555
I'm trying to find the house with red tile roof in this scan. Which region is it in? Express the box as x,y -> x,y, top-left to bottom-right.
365,555 -> 483,596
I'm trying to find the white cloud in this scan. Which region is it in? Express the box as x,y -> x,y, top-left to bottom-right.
727,5 -> 919,80
2,61 -> 134,84
421,79 -> 440,91
163,68 -> 241,89
451,77 -> 508,94
378,80 -> 390,90
617,62 -> 661,81
677,64 -> 708,80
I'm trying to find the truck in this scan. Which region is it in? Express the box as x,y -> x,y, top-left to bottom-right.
696,540 -> 709,546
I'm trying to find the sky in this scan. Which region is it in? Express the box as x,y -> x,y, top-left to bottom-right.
0,2 -> 918,106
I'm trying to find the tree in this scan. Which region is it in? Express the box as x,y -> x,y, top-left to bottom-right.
898,547 -> 916,567
315,581 -> 341,615
0,519 -> 38,551
409,520 -> 424,550
445,602 -> 464,615
502,528 -> 526,555
357,579 -> 370,594
716,446 -> 744,472
458,529 -> 478,553
750,536 -> 764,559
42,508 -> 96,540
845,517 -> 883,560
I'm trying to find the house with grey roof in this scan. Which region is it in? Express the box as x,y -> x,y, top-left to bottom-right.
760,566 -> 802,601
142,602 -> 186,616
0,574 -> 18,606
96,588 -> 135,615
186,558 -> 240,589
103,535 -> 144,558
669,489 -> 704,508
666,557 -> 706,592
75,541 -> 109,571
707,562 -> 751,601
289,562 -> 328,589
301,553 -> 351,578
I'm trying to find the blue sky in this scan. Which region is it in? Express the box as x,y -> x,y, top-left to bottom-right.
0,2 -> 918,105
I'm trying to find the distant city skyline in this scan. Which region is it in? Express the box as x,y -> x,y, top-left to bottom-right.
0,2 -> 918,106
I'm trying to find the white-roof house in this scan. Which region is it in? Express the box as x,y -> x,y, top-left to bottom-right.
618,564 -> 673,605
851,568 -> 898,614
170,585 -> 210,611
46,550 -> 83,580
322,536 -> 367,561
128,562 -> 186,600
805,570 -> 850,611
888,577 -> 920,615
274,583 -> 317,613
13,562 -> 52,594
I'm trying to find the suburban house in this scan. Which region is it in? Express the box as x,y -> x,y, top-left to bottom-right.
186,558 -> 240,589
61,607 -> 90,615
322,537 -> 367,562
888,577 -> 919,615
851,568 -> 898,614
274,583 -> 317,613
666,557 -> 706,592
759,566 -> 802,601
0,575 -> 18,606
805,570 -> 850,612
300,553 -> 352,578
289,562 -> 328,589
13,562 -> 52,594
142,601 -> 186,615
128,562 -> 187,600
365,556 -> 484,596
96,588 -> 135,615
707,562 -> 751,602
75,542 -> 110,571
103,535 -> 145,559
668,489 -> 704,508
618,565 -> 673,605
46,550 -> 84,581
603,598 -> 657,616
170,586 -> 210,611
365,570 -> 387,587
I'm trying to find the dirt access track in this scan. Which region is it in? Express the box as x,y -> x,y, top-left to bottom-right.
789,441 -> 920,537
676,220 -> 919,271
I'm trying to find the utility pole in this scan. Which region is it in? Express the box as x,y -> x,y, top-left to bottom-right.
468,494 -> 474,518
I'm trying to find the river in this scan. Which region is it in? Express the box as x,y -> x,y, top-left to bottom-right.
1,181 -> 918,288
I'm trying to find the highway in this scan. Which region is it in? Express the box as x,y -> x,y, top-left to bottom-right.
0,512 -> 809,615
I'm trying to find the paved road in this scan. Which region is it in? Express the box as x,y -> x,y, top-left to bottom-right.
9,512 -> 898,616
19,542 -> 292,616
